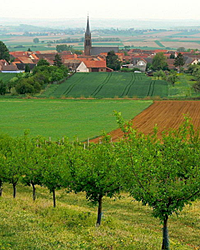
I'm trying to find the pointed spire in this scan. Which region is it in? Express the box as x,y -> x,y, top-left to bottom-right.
85,15 -> 91,36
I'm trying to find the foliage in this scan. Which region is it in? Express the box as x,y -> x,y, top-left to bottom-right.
53,53 -> 63,67
56,44 -> 73,53
33,38 -> 39,43
25,64 -> 30,73
106,51 -> 121,71
69,139 -> 121,225
152,52 -> 168,71
153,70 -> 166,80
166,71 -> 179,86
177,47 -> 186,52
37,58 -> 50,67
116,113 -> 200,250
174,53 -> 185,69
0,80 -> 6,95
0,41 -> 10,62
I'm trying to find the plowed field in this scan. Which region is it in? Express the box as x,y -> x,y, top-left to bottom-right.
91,101 -> 200,142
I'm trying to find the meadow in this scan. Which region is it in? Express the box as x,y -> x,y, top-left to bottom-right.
0,183 -> 199,250
0,99 -> 152,140
39,72 -> 168,99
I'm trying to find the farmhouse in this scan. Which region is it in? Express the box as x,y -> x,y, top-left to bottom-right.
76,59 -> 107,72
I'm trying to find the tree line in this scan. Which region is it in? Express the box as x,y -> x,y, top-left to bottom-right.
0,57 -> 69,95
1,114 -> 200,250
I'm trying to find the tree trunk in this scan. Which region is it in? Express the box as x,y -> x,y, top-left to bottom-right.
13,183 -> 17,198
32,183 -> 36,201
96,195 -> 103,227
162,216 -> 170,250
0,180 -> 3,197
52,189 -> 56,208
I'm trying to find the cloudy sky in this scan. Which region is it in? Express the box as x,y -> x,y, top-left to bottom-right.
1,0 -> 200,21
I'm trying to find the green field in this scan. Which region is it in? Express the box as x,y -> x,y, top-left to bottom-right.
1,183 -> 199,250
0,73 -> 17,82
0,99 -> 152,140
40,72 -> 168,98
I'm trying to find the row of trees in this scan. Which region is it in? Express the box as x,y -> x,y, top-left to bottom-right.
4,57 -> 69,95
1,115 -> 200,249
151,52 -> 185,71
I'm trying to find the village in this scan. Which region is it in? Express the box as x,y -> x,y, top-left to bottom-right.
1,16 -> 200,74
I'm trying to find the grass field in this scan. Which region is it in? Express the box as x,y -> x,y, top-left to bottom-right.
0,99 -> 152,140
40,73 -> 168,99
0,73 -> 17,82
0,183 -> 199,250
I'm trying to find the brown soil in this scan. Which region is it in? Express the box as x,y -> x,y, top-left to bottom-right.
90,101 -> 200,143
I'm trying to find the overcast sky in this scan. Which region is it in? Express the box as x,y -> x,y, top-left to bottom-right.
0,0 -> 200,21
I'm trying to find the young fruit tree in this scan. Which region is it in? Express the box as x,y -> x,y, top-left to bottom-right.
69,139 -> 121,226
41,139 -> 72,208
20,136 -> 44,201
116,113 -> 200,250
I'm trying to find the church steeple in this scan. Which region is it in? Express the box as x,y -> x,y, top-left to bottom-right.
84,15 -> 92,56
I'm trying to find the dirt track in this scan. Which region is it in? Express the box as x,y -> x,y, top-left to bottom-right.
90,101 -> 200,142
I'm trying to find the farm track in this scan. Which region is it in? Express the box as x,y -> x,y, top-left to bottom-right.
90,101 -> 200,142
64,75 -> 86,96
91,73 -> 112,97
120,74 -> 135,97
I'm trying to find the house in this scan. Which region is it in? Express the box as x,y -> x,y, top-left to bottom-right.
76,58 -> 107,72
0,60 -> 22,73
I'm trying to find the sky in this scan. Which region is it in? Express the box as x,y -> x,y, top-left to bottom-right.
1,0 -> 200,21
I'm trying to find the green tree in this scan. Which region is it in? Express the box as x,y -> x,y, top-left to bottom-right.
33,38 -> 39,44
70,139 -> 121,226
174,53 -> 185,71
0,41 -> 10,62
177,47 -> 186,52
3,137 -> 24,198
117,114 -> 200,250
152,52 -> 168,71
15,80 -> 35,94
106,51 -> 121,71
56,44 -> 70,53
41,139 -> 72,207
0,134 -> 12,196
0,80 -> 6,95
166,71 -> 178,86
25,64 -> 30,73
20,136 -> 43,201
153,70 -> 166,80
53,54 -> 63,67
37,58 -> 50,67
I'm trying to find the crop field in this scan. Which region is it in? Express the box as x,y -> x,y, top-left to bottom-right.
0,99 -> 152,140
0,73 -> 17,82
40,72 -> 168,98
91,100 -> 200,142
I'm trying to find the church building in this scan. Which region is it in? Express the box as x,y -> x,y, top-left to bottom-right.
84,16 -> 119,56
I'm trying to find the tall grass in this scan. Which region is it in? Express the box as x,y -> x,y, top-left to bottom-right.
0,183 -> 199,249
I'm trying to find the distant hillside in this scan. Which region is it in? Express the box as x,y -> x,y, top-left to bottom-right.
1,17 -> 200,29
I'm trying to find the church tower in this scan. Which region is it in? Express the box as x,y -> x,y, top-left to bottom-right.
84,15 -> 92,56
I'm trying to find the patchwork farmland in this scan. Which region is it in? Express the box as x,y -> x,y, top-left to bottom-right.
39,72 -> 168,98
91,100 -> 200,142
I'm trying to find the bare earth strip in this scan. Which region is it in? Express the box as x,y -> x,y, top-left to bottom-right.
90,101 -> 200,142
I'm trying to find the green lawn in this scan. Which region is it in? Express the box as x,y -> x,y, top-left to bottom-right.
0,99 -> 152,140
0,183 -> 199,250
